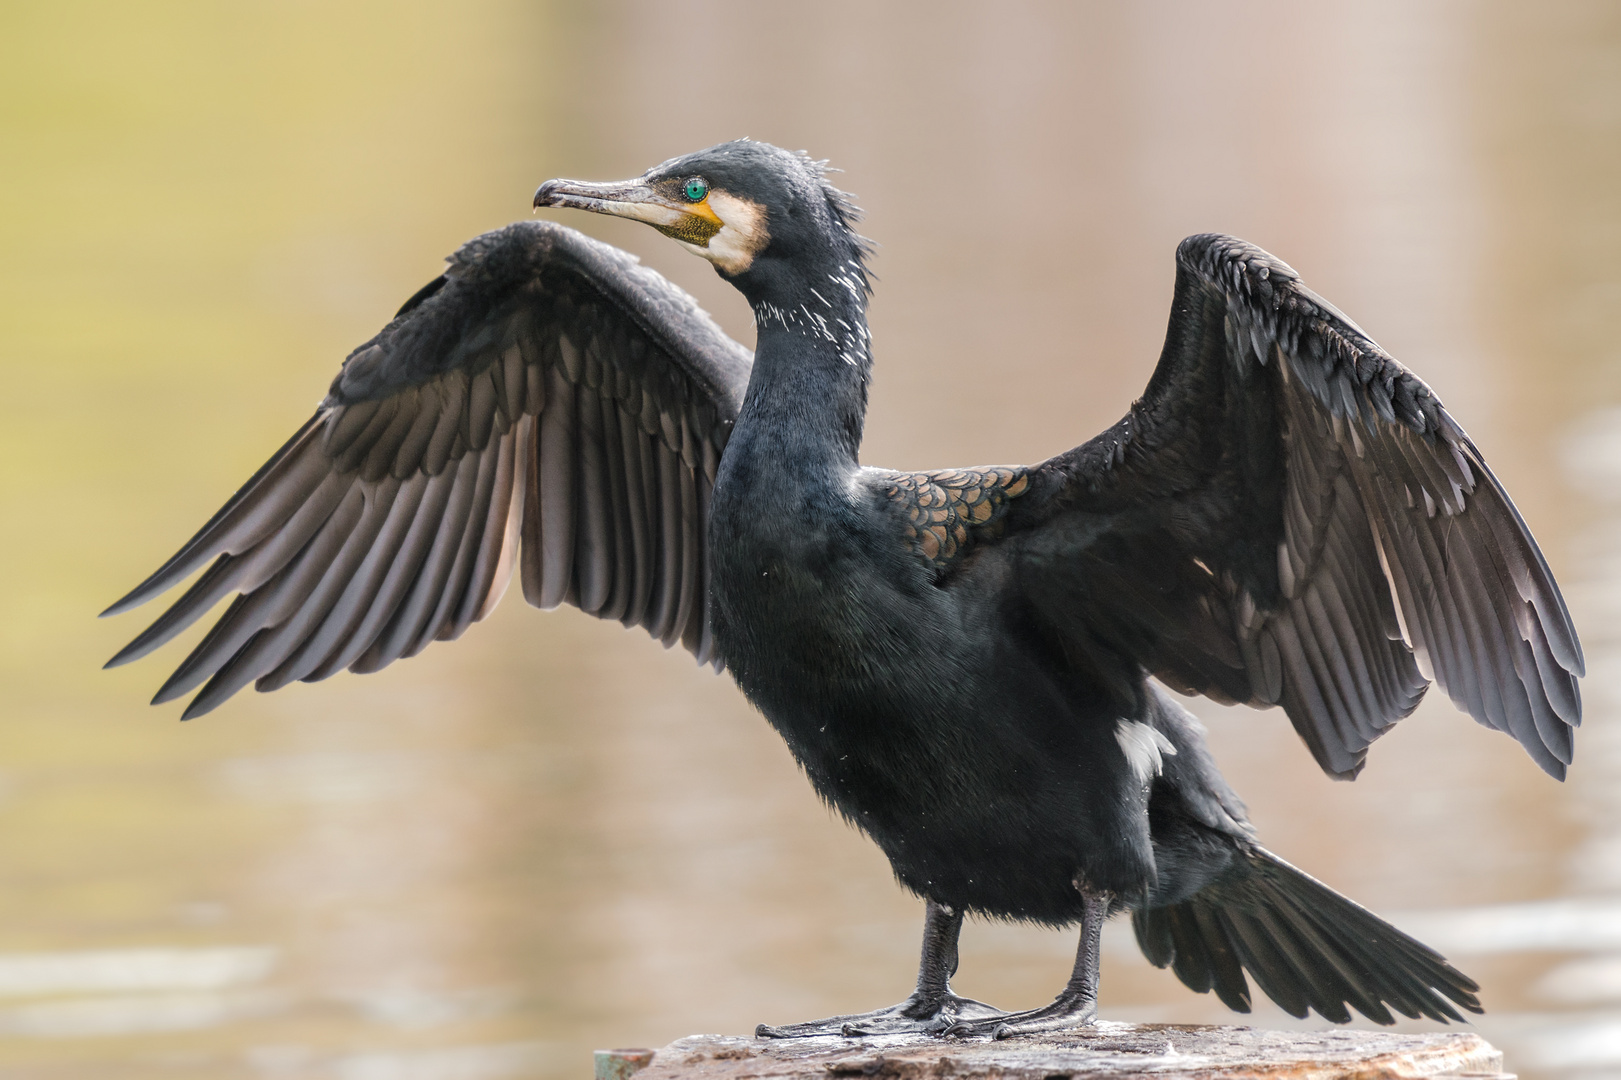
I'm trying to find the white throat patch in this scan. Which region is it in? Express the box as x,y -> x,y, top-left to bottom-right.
1115,720 -> 1177,784
677,191 -> 767,275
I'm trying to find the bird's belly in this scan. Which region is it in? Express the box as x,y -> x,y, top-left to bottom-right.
707,475 -> 1154,919
712,554 -> 1146,920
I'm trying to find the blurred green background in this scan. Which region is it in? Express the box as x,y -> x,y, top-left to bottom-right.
4,2 -> 1621,1077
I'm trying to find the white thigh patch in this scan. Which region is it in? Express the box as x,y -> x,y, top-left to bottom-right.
1115,720 -> 1178,784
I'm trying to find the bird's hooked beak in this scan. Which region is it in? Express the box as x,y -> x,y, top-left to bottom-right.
534,176 -> 724,248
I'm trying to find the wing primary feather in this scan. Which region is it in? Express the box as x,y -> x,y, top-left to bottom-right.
293,472 -> 434,681
1313,497 -> 1403,724
648,438 -> 684,645
226,486 -> 393,697
1272,614 -> 1364,777
1311,539 -> 1393,717
107,471 -> 353,668
474,417 -> 530,624
617,414 -> 653,628
1360,488 -> 1445,684
536,361 -> 577,609
347,463 -> 461,674
162,484 -> 369,708
1279,605 -> 1363,757
676,433 -> 702,651
186,476 -> 405,713
1356,464 -> 1488,724
1447,522 -> 1568,773
598,393 -> 634,623
450,428 -> 520,636
160,594 -> 255,713
574,385 -> 613,614
696,436 -> 721,667
104,416 -> 328,616
261,474 -> 420,687
518,405 -> 545,610
426,437 -> 503,645
395,451 -> 486,660
1299,580 -> 1381,743
319,469 -> 456,678
1526,613 -> 1582,725
696,472 -> 718,666
1318,545 -> 1419,721
107,554 -> 238,670
1433,517 -> 1528,737
632,421 -> 661,629
1464,530 -> 1574,751
1470,462 -> 1584,675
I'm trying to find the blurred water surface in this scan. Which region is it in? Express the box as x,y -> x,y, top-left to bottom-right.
3,2 -> 1620,1077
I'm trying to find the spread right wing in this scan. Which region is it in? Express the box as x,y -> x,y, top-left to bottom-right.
104,220 -> 752,719
999,234 -> 1581,779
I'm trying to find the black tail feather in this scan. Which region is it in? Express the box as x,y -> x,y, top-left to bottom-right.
1132,846 -> 1481,1024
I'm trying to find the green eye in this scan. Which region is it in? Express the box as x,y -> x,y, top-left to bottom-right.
683,177 -> 709,202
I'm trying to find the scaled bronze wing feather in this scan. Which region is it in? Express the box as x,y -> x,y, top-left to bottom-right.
1008,234 -> 1582,779
105,220 -> 751,718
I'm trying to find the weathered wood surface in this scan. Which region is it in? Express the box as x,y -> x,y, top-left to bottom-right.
607,1025 -> 1504,1080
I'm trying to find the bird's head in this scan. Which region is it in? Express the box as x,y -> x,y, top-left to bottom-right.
534,139 -> 870,306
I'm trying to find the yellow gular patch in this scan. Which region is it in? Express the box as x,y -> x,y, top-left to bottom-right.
650,198 -> 723,247
676,191 -> 769,275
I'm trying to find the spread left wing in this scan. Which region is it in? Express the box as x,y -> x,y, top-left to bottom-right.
104,221 -> 751,718
999,234 -> 1583,779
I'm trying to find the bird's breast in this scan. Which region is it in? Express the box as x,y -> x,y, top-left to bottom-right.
708,458 -> 927,687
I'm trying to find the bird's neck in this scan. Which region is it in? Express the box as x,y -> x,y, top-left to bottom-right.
734,267 -> 873,473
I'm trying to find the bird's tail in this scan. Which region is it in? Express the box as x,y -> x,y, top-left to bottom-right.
1131,845 -> 1481,1024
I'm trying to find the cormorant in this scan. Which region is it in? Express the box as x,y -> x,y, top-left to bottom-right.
105,139 -> 1583,1038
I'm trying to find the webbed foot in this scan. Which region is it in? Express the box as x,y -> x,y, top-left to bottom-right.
756,990 -> 1004,1038
940,988 -> 1096,1039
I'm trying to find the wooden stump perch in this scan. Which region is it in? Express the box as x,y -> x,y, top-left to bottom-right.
596,1025 -> 1506,1080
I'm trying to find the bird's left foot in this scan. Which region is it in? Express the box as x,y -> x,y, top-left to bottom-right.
940,989 -> 1096,1040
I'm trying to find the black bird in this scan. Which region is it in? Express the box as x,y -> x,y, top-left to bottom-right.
105,140 -> 1583,1038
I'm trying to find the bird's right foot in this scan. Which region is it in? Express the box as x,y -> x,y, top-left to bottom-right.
755,991 -> 1004,1038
